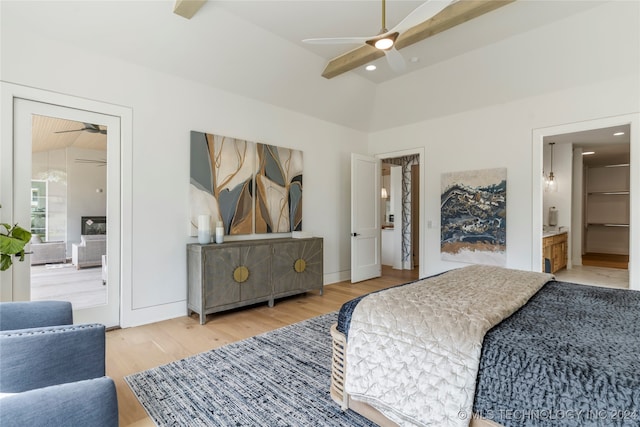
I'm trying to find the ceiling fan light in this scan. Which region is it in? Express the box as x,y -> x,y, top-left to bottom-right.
374,37 -> 394,50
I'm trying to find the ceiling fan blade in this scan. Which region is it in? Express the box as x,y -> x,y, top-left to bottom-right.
82,123 -> 107,134
75,158 -> 107,165
390,0 -> 455,35
55,129 -> 85,134
385,47 -> 406,73
303,36 -> 373,45
320,0 -> 513,79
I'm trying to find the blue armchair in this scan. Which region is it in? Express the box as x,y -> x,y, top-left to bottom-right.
0,301 -> 118,427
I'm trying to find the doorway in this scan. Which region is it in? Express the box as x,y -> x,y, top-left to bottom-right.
29,115 -> 109,308
532,114 -> 639,291
377,148 -> 424,279
542,125 -> 630,289
10,98 -> 121,327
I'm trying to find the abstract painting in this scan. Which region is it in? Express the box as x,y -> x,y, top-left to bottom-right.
190,131 -> 255,236
440,167 -> 506,266
255,144 -> 303,233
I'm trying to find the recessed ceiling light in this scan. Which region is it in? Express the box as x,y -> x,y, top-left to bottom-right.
614,132 -> 625,136
410,57 -> 419,63
365,65 -> 376,71
582,151 -> 595,155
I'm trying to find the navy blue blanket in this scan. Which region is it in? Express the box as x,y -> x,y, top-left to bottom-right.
337,280 -> 640,426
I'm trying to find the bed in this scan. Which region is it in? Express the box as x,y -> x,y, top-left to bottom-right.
330,265 -> 640,427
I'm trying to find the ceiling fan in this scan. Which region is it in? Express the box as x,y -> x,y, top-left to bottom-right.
303,0 -> 455,75
75,158 -> 107,167
55,123 -> 107,135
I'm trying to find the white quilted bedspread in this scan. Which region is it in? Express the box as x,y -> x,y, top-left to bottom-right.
344,265 -> 553,427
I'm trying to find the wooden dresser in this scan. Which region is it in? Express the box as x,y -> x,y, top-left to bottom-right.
187,237 -> 323,324
542,232 -> 568,273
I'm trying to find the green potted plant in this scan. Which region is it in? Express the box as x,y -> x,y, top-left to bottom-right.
0,223 -> 32,271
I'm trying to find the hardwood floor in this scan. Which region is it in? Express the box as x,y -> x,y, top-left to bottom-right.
581,252 -> 629,270
107,266 -> 419,426
31,263 -> 105,309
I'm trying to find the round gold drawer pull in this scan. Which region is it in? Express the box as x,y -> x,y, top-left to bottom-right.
294,258 -> 306,273
233,266 -> 249,283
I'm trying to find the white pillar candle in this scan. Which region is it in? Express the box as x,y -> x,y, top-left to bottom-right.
198,215 -> 211,231
198,215 -> 211,244
215,221 -> 224,244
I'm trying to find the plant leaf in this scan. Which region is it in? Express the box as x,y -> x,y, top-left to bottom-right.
0,253 -> 12,271
0,234 -> 27,255
11,226 -> 32,242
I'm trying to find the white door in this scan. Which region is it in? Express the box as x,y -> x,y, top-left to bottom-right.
351,153 -> 382,283
11,98 -> 121,327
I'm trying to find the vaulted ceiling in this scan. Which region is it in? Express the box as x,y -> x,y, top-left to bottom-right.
32,116 -> 107,153
2,0 -> 611,132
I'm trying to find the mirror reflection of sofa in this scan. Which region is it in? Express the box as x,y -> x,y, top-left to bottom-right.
71,235 -> 106,269
29,236 -> 67,265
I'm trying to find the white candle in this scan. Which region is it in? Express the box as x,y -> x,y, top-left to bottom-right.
215,221 -> 224,244
197,215 -> 211,244
198,215 -> 210,231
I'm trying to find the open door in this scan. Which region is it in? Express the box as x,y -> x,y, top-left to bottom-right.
9,98 -> 121,328
351,153 -> 382,283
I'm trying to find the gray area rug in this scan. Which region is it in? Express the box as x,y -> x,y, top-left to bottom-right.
126,312 -> 376,426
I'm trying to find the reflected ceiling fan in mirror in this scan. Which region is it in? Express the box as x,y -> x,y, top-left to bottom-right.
74,158 -> 107,167
55,123 -> 107,135
304,0 -> 515,79
304,0 -> 455,75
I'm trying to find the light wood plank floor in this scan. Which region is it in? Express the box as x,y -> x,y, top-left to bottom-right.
107,267 -> 419,427
31,263 -> 106,309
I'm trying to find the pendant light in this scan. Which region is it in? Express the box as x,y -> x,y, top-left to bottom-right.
545,142 -> 558,192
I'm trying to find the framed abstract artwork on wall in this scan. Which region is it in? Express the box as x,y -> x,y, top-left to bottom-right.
190,131 -> 255,236
440,167 -> 506,266
189,131 -> 303,237
255,144 -> 303,233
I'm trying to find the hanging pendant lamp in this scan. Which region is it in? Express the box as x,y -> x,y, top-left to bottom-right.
545,142 -> 558,192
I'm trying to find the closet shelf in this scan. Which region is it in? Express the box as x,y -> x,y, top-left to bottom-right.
587,191 -> 629,195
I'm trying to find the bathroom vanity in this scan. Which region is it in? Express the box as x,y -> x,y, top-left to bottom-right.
542,231 -> 568,273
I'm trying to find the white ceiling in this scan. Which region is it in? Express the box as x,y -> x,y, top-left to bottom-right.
2,0 -> 614,131
7,0 -> 606,84
545,124 -> 631,167
214,0 -> 603,83
32,116 -> 107,153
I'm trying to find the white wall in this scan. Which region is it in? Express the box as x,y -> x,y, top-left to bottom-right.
2,0 -> 639,323
1,19 -> 368,327
33,147 -> 107,257
368,1 -> 639,282
66,147 -> 107,248
542,142 -> 572,230
369,77 -> 639,278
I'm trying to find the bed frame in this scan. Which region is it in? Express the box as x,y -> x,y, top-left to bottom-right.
330,323 -> 503,427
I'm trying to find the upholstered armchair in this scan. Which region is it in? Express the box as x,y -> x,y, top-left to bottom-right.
0,301 -> 118,426
72,234 -> 107,269
29,235 -> 67,265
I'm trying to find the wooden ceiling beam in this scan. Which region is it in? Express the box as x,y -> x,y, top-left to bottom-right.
173,0 -> 207,19
321,0 -> 515,79
322,45 -> 386,79
396,0 -> 515,49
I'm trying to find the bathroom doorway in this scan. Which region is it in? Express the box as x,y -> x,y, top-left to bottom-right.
534,114 -> 638,290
